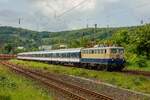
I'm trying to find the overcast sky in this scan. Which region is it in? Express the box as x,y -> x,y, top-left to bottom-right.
0,0 -> 150,31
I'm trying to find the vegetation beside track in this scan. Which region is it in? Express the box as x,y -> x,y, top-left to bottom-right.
10,59 -> 150,94
126,61 -> 150,71
0,63 -> 53,100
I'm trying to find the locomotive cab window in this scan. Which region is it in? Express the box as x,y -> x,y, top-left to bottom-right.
111,49 -> 117,53
119,49 -> 124,53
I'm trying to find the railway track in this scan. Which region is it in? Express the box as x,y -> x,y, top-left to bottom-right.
0,54 -> 16,60
0,61 -> 113,100
122,70 -> 150,77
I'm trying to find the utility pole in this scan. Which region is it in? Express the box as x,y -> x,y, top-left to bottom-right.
86,19 -> 89,28
94,24 -> 97,33
86,24 -> 89,28
140,20 -> 144,25
91,24 -> 97,47
54,11 -> 57,19
19,18 -> 21,25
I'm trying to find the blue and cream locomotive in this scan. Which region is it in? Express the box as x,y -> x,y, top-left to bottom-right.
17,46 -> 125,71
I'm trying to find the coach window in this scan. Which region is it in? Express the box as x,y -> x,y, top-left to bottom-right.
75,53 -> 77,58
73,53 -> 76,58
45,54 -> 48,57
89,50 -> 93,54
66,53 -> 68,58
61,53 -> 63,58
89,50 -> 91,54
101,49 -> 104,54
83,50 -> 85,54
56,53 -> 58,58
98,50 -> 100,54
89,50 -> 92,54
71,53 -> 74,58
75,53 -> 78,58
64,53 -> 66,58
86,50 -> 88,54
52,53 -> 54,58
95,50 -> 97,54
102,49 -> 106,54
104,49 -> 107,54
82,51 -> 84,54
59,53 -> 61,57
74,53 -> 76,58
95,50 -> 98,54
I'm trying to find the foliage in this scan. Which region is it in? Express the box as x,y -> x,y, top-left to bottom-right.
0,26 -> 118,53
111,24 -> 150,69
112,24 -> 150,58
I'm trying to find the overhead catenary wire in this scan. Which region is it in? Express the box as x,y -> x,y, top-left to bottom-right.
57,0 -> 90,18
45,0 -> 58,18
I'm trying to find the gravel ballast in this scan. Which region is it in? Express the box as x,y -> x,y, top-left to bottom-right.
43,71 -> 150,100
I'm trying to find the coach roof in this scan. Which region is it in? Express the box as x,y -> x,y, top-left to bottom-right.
18,48 -> 82,55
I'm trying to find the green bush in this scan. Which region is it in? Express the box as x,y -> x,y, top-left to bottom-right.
136,56 -> 147,68
0,95 -> 11,100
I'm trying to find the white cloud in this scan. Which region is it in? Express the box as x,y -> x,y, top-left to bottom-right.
35,0 -> 96,17
0,0 -> 150,31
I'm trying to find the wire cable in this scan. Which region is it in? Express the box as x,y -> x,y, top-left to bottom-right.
57,0 -> 90,17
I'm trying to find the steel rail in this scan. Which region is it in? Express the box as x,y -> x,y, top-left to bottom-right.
1,61 -> 113,100
1,62 -> 86,100
122,70 -> 150,77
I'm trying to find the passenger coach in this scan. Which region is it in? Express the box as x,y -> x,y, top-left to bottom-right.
17,46 -> 125,71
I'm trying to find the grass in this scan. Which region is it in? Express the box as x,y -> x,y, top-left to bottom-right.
0,63 -> 53,100
10,59 -> 150,94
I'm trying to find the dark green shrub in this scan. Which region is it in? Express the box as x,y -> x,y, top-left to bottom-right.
0,95 -> 11,100
136,56 -> 147,68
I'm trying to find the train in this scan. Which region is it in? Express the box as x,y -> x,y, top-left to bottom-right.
17,46 -> 125,71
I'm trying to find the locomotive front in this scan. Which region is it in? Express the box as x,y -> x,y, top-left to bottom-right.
108,47 -> 125,71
